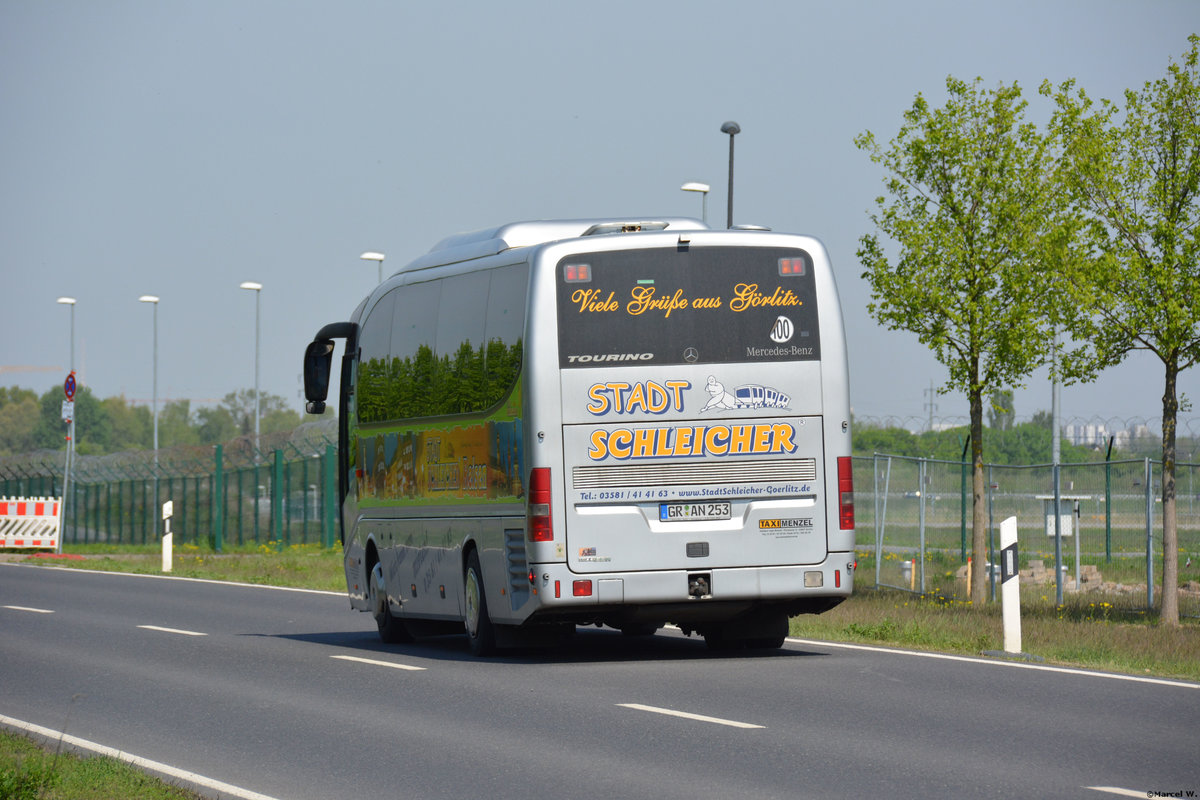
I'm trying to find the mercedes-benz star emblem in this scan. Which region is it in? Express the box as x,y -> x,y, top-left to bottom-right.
683,347 -> 699,363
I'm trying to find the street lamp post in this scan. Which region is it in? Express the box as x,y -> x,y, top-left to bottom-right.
680,182 -> 710,224
139,295 -> 160,535
56,297 -> 76,371
55,297 -> 76,553
720,121 -> 740,229
361,251 -> 385,285
138,296 -> 160,452
239,282 -> 262,455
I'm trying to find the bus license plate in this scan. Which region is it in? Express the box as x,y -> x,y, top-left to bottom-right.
659,502 -> 731,522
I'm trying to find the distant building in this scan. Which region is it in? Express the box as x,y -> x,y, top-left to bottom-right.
1064,422 -> 1108,448
1064,422 -> 1155,450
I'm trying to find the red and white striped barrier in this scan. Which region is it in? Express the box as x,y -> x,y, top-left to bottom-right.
0,497 -> 61,550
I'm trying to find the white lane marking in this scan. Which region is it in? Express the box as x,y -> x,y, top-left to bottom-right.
331,654 -> 426,671
0,713 -> 282,800
137,625 -> 207,637
3,605 -> 54,614
1086,788 -> 1151,798
617,703 -> 764,729
787,637 -> 1200,690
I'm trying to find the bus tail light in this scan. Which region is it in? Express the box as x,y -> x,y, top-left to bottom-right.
573,580 -> 592,597
837,456 -> 854,530
528,467 -> 553,542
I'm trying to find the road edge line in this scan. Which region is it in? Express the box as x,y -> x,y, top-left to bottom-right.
786,637 -> 1200,689
0,712 -> 283,800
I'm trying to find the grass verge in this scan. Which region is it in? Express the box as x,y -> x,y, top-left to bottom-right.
13,541 -> 345,591
792,549 -> 1200,682
0,729 -> 204,800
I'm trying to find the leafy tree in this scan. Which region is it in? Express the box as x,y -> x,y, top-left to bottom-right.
33,385 -> 111,455
262,405 -> 302,436
0,388 -> 40,456
853,425 -> 920,457
854,418 -> 1097,465
195,405 -> 239,445
103,396 -> 152,451
856,76 -> 1070,603
216,389 -> 299,437
158,399 -> 200,448
1044,35 -> 1200,625
988,389 -> 1015,431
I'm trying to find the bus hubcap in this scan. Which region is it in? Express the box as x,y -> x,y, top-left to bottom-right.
465,570 -> 481,636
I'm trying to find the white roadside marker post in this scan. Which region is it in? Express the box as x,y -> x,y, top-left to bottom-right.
1000,516 -> 1021,654
162,500 -> 174,573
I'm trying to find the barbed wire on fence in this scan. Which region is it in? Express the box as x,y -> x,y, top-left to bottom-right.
853,414 -> 1200,449
0,416 -> 339,484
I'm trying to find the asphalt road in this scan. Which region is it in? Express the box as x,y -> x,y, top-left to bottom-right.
1,562 -> 1197,800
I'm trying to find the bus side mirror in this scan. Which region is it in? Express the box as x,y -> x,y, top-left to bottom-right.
303,339 -> 335,415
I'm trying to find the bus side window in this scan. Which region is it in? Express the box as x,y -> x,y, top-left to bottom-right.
386,281 -> 440,419
357,290 -> 398,424
483,264 -> 528,407
434,273 -> 488,415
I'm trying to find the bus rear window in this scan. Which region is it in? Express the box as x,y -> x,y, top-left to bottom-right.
556,246 -> 820,367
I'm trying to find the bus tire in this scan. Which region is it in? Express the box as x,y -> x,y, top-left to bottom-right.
745,634 -> 787,650
743,611 -> 789,650
369,564 -> 412,644
464,550 -> 496,656
704,612 -> 787,651
619,624 -> 660,637
702,627 -> 744,651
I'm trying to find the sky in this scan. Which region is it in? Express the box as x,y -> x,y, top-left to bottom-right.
2,0 -> 1198,440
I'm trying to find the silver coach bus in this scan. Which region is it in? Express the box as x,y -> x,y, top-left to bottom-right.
303,218 -> 855,655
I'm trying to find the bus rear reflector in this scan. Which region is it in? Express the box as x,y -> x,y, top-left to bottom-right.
528,467 -> 552,541
564,263 -> 591,282
837,456 -> 854,530
573,580 -> 592,597
778,257 -> 807,276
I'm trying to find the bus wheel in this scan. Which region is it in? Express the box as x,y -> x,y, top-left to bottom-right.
619,624 -> 660,637
745,612 -> 789,650
704,613 -> 787,651
745,633 -> 786,650
739,614 -> 787,652
369,564 -> 411,644
702,627 -> 744,651
463,550 -> 496,656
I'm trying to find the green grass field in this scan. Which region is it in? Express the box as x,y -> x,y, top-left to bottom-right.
0,729 -> 205,800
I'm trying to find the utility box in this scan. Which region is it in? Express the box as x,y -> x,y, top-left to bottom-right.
1035,495 -> 1089,538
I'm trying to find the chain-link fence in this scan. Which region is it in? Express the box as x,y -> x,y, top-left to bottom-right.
5,425 -> 1198,614
0,418 -> 339,549
856,453 -> 1200,616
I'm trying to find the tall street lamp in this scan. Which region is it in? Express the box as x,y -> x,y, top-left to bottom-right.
56,297 -> 76,371
139,295 -> 160,536
239,281 -> 262,454
55,297 -> 76,553
680,182 -> 710,224
361,251 -> 385,285
720,120 -> 741,229
138,296 -> 160,453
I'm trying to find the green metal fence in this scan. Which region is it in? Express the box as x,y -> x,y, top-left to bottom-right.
0,419 -> 339,549
4,426 -> 1197,615
856,453 -> 1200,616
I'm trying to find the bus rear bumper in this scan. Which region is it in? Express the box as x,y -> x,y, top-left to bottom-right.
521,554 -> 855,626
